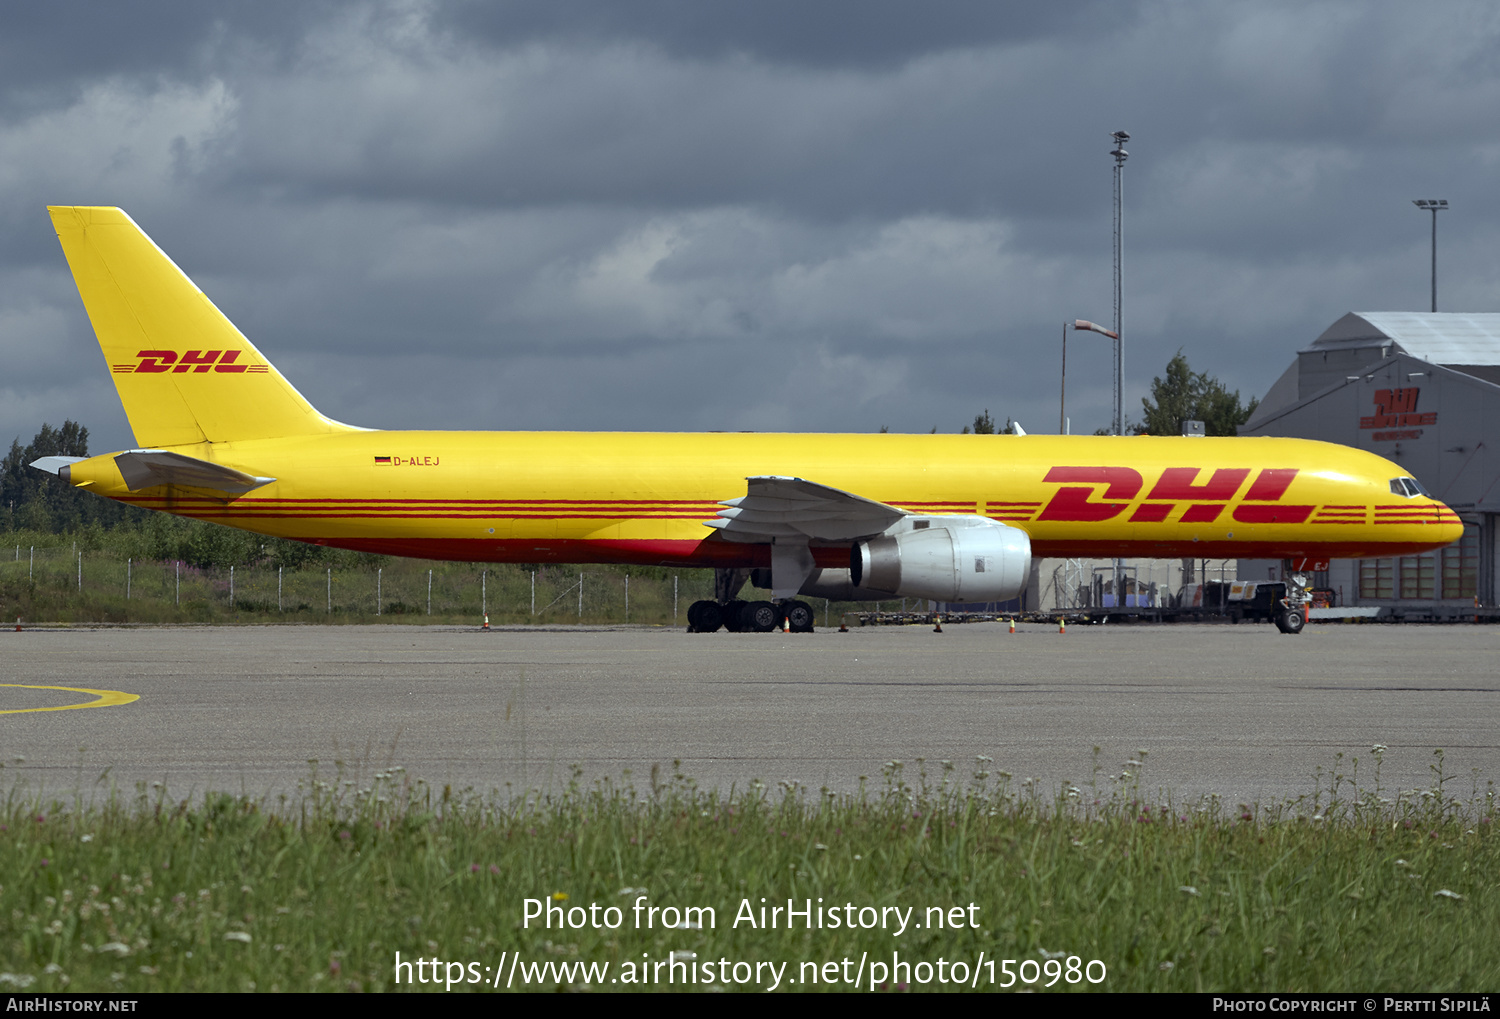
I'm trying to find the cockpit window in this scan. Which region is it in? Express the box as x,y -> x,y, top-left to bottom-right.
1389,477 -> 1430,498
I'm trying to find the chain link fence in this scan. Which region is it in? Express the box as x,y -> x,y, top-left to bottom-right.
2,543 -> 726,626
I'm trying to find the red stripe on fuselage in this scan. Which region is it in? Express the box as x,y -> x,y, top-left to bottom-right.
270,534 -> 1455,566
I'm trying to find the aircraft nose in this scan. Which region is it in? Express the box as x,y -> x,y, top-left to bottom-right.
1426,500 -> 1465,546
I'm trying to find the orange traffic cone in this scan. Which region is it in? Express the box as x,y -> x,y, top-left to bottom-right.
1058,617 -> 1066,634
1008,618 -> 1016,634
482,614 -> 490,630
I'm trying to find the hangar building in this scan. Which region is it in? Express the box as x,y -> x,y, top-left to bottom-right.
1238,311 -> 1499,614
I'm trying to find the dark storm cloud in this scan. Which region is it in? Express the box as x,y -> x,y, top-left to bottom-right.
4,0 -> 1500,454
215,35 -> 1085,221
430,0 -> 1131,70
0,2 -> 331,110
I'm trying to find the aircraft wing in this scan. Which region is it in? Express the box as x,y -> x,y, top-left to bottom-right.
112,450 -> 275,495
706,475 -> 905,542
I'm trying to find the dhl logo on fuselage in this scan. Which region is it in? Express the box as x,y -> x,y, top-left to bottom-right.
1036,466 -> 1312,524
111,349 -> 269,374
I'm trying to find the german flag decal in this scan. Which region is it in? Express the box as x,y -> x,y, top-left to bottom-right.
374,456 -> 392,465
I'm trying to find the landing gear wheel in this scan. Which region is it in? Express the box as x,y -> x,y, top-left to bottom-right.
741,600 -> 779,633
785,600 -> 815,632
687,600 -> 722,633
722,600 -> 748,632
1274,605 -> 1306,635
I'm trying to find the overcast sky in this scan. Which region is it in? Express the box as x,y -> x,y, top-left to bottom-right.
4,0 -> 1499,453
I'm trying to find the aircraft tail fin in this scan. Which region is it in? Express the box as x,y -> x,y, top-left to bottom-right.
48,206 -> 355,446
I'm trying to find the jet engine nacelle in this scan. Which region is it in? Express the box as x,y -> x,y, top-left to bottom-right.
849,517 -> 1031,603
796,568 -> 903,602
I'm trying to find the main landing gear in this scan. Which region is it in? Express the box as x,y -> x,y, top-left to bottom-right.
687,568 -> 815,633
687,598 -> 816,633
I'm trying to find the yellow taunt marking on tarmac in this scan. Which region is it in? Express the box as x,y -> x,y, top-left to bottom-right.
0,684 -> 139,715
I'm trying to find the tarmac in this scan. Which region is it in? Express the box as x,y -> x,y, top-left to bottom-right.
2,621 -> 1497,807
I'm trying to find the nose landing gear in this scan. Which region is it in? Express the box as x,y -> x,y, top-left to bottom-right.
1273,603 -> 1306,634
1274,562 -> 1311,635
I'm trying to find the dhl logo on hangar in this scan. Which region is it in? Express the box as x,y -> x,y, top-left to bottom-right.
111,349 -> 269,374
1032,466 -> 1311,524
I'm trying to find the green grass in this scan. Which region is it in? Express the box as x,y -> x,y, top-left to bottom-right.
1,752 -> 1495,992
1,536 -> 914,628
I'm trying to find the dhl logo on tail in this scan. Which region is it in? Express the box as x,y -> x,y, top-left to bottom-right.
112,350 -> 270,374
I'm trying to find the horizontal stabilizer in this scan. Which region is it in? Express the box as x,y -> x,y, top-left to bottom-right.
113,450 -> 275,495
29,456 -> 86,475
707,475 -> 905,542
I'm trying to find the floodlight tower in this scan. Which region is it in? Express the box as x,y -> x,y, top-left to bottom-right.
1062,319 -> 1118,434
1110,131 -> 1129,436
1108,132 -> 1130,611
1412,199 -> 1448,313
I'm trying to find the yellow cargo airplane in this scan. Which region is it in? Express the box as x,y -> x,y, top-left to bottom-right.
32,207 -> 1463,634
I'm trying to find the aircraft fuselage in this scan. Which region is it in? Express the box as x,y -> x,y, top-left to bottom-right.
61,430 -> 1463,567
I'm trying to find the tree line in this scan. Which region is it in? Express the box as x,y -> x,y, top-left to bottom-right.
1,420 -> 372,570
0,421 -> 119,532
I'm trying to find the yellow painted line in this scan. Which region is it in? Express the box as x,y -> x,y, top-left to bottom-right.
0,683 -> 139,715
